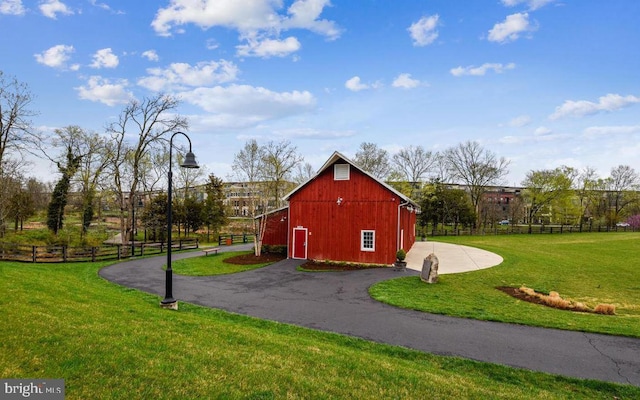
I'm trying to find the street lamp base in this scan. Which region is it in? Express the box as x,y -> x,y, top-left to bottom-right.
160,300 -> 178,310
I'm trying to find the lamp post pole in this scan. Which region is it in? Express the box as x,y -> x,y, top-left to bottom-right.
131,195 -> 135,257
160,132 -> 199,310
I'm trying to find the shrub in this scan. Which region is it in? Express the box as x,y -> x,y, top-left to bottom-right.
261,245 -> 287,256
594,304 -> 616,315
396,249 -> 406,261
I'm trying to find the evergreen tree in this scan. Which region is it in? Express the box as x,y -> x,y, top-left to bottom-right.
203,174 -> 227,242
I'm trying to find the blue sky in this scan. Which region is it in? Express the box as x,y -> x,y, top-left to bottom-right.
2,0 -> 639,185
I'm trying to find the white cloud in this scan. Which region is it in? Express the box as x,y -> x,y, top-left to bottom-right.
75,76 -> 134,106
345,76 -> 370,92
272,127 -> 356,139
206,39 -> 219,50
39,0 -> 73,19
90,48 -> 119,69
180,84 -> 316,129
550,94 -> 640,120
152,0 -> 340,40
408,14 -> 439,46
142,50 -> 159,62
499,126 -> 568,145
450,62 -> 516,77
137,60 -> 239,91
501,0 -> 555,10
89,0 -> 124,14
488,13 -> 535,43
0,0 -> 25,15
534,126 -> 552,136
509,115 -> 531,127
583,125 -> 640,138
392,73 -> 421,89
34,44 -> 76,69
283,0 -> 341,39
236,36 -> 301,58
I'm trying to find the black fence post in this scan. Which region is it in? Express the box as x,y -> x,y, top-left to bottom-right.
92,247 -> 97,262
32,246 -> 36,263
63,246 -> 68,262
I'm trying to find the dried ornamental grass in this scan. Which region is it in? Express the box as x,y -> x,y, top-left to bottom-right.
517,286 -> 615,315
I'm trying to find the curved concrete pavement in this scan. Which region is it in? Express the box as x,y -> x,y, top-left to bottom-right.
406,241 -> 503,273
99,244 -> 640,387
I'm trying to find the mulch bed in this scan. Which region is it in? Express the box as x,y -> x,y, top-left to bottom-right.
300,260 -> 386,271
224,253 -> 286,265
497,286 -> 604,314
497,286 -> 552,308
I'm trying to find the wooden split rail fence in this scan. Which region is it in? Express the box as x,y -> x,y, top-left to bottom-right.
0,238 -> 199,263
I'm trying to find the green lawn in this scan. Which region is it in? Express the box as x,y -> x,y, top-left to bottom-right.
2,260 -> 638,398
170,251 -> 273,275
370,233 -> 640,337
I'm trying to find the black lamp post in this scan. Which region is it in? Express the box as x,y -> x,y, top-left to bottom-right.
131,196 -> 143,257
160,132 -> 199,309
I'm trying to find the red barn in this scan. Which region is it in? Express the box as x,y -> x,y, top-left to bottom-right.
259,151 -> 420,265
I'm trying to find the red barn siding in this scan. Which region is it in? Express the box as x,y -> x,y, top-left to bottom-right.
288,162 -> 407,265
260,208 -> 288,246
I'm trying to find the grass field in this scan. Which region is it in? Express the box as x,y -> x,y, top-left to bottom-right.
0,236 -> 640,399
170,251 -> 273,275
370,233 -> 640,337
2,256 -> 639,398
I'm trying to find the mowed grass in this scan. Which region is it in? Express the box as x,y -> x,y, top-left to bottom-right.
370,233 -> 640,337
171,251 -> 272,276
2,261 -> 639,398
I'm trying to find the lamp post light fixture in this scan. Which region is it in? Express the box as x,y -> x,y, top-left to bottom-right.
160,131 -> 199,310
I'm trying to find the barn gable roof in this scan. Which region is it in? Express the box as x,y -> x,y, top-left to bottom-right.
283,151 -> 420,209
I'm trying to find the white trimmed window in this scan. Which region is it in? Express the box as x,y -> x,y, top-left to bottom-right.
361,230 -> 375,252
334,164 -> 350,180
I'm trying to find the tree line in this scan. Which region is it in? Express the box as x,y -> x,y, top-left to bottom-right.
0,71 -> 227,243
1,70 -> 639,243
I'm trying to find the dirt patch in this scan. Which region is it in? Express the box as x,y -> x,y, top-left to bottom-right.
224,253 -> 286,265
300,260 -> 386,271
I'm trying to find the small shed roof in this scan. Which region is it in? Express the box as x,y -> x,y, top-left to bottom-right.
254,205 -> 289,220
283,151 -> 420,210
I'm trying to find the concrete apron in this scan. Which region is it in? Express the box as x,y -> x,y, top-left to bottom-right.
405,241 -> 503,274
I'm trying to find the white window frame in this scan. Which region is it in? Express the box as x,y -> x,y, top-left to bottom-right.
361,230 -> 375,252
334,164 -> 350,180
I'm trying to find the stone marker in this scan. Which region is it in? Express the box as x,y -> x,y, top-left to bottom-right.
420,253 -> 439,283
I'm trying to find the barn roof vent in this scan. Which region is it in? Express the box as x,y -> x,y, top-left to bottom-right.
334,163 -> 350,180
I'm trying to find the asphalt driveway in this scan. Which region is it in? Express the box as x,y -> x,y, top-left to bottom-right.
99,245 -> 640,387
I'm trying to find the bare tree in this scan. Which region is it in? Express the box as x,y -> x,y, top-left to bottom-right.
354,142 -> 390,179
107,94 -> 188,243
233,139 -> 266,255
138,149 -> 168,193
444,141 -> 510,230
257,140 -> 303,256
232,138 -> 264,214
294,162 -> 316,184
0,71 -> 39,171
431,152 -> 452,183
261,140 -> 303,209
391,145 -> 436,184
